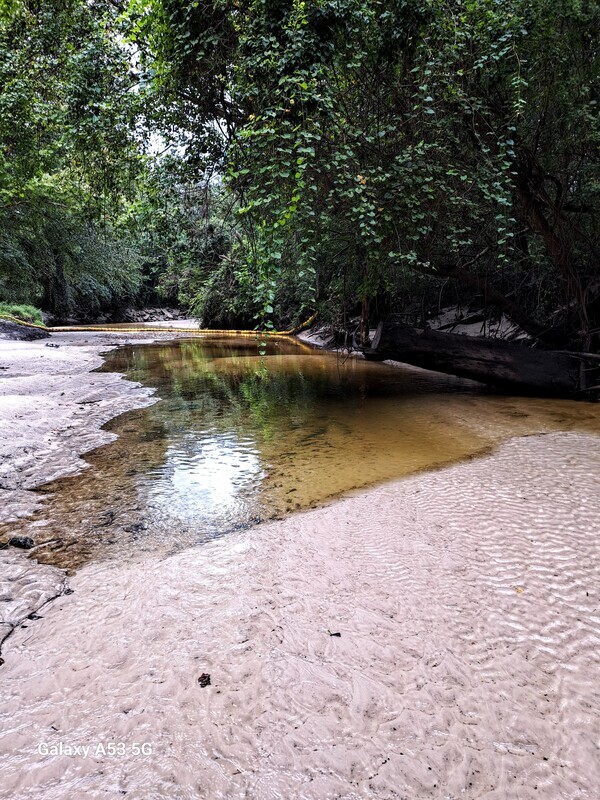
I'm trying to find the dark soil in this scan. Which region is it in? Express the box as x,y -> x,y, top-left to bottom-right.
0,320 -> 50,341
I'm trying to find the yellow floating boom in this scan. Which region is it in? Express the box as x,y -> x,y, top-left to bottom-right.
0,313 -> 317,338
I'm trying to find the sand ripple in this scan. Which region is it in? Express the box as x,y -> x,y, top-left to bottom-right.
0,432 -> 598,799
0,552 -> 66,659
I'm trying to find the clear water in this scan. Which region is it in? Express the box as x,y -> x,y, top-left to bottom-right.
11,336 -> 600,570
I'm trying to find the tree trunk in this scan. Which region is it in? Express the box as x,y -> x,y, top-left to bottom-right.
515,154 -> 590,343
359,296 -> 370,348
357,242 -> 370,348
364,320 -> 599,397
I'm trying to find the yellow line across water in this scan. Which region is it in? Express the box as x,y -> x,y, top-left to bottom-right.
0,313 -> 317,338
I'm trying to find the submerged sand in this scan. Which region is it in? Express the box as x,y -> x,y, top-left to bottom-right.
1,333 -> 599,799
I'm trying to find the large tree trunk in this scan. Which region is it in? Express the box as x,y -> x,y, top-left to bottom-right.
364,320 -> 600,397
515,152 -> 592,346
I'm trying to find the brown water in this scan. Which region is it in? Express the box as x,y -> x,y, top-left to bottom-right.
11,336 -> 600,570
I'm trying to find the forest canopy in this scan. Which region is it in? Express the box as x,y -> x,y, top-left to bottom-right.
1,0 -> 599,349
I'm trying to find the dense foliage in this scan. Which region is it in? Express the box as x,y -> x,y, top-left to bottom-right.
129,0 -> 600,347
1,0 -> 599,348
0,0 -> 146,317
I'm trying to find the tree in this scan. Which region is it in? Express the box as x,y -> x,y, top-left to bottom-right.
0,0 -> 148,315
131,0 -> 600,350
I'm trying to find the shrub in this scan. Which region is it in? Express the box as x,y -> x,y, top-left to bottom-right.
0,302 -> 43,324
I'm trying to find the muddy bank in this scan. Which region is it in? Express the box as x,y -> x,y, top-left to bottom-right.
0,432 -> 599,799
0,320 -> 49,341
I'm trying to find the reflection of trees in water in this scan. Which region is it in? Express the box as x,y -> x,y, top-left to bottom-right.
119,341 -> 348,447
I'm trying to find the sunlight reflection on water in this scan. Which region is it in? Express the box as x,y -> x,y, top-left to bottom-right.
147,434 -> 265,521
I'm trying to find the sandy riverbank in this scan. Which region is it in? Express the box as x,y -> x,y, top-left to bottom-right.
0,330 -> 181,522
1,332 -> 599,799
0,329 -> 190,655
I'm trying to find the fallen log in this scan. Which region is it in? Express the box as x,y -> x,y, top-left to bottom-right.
364,320 -> 599,397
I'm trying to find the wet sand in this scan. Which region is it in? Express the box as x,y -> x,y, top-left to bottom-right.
0,330 -> 185,654
0,332 -> 169,522
1,333 -> 599,799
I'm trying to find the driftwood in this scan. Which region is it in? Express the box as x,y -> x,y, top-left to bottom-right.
364,320 -> 600,397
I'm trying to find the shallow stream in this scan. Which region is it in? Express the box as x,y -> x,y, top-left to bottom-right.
11,336 -> 600,569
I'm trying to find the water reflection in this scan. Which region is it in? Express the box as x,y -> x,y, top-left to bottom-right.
149,434 -> 265,521
7,336 -> 600,570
